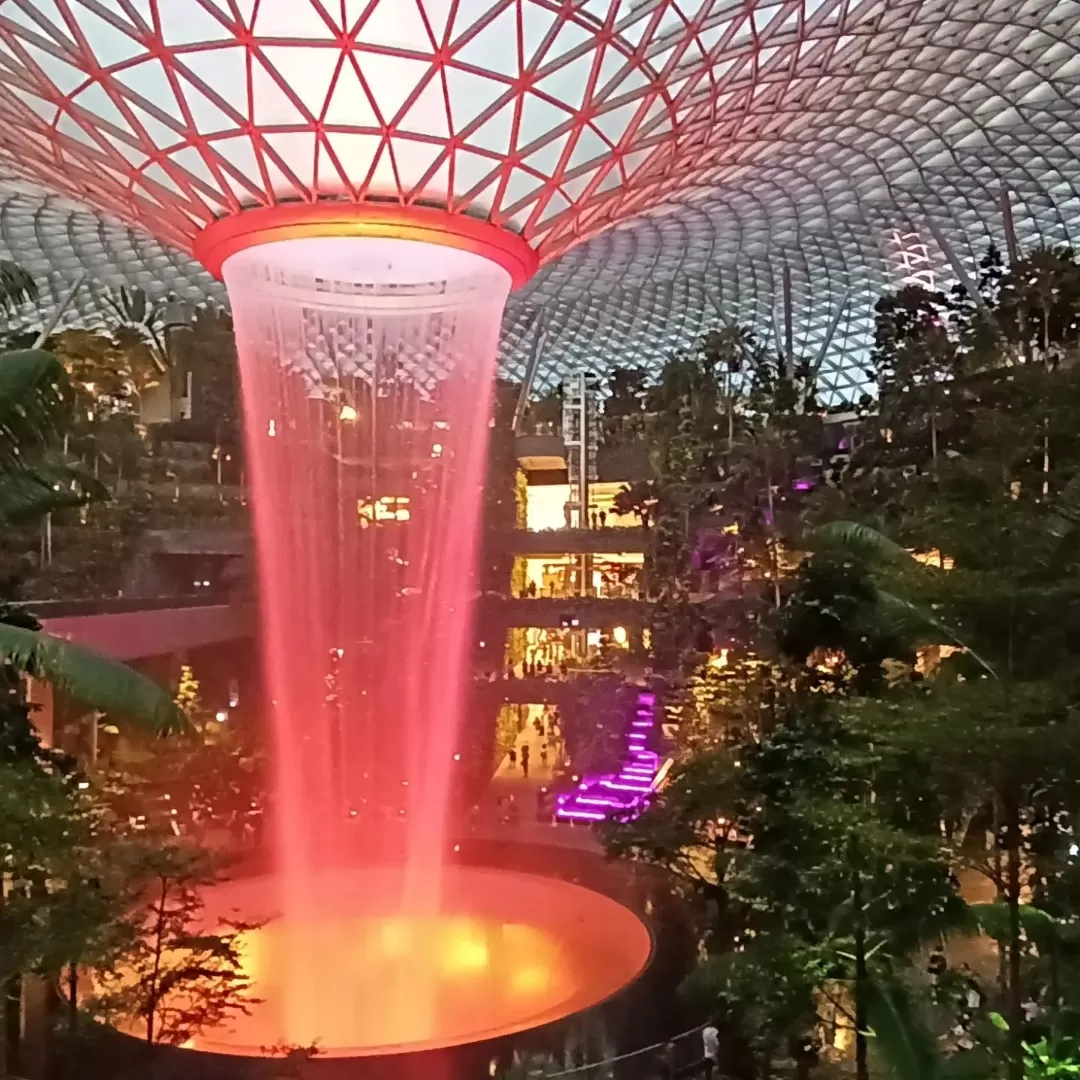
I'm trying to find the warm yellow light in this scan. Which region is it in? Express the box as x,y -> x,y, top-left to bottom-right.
359,496 -> 412,523
511,966 -> 551,994
526,484 -> 572,531
612,626 -> 628,645
709,648 -> 730,669
379,918 -> 411,957
442,927 -> 490,974
339,404 -> 358,422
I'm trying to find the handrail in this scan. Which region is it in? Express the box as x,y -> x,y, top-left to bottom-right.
543,1023 -> 708,1079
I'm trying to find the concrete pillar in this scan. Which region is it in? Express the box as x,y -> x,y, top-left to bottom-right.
25,678 -> 54,747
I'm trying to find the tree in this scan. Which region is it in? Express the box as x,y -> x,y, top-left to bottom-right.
0,260 -> 37,317
87,847 -> 259,1046
0,696 -> 141,1073
0,349 -> 107,525
0,348 -> 186,732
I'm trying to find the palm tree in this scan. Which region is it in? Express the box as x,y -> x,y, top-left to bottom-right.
0,346 -> 185,734
808,520 -> 997,676
0,259 -> 38,317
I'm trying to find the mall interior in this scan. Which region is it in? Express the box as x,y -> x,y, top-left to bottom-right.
4,1 -> 1080,1078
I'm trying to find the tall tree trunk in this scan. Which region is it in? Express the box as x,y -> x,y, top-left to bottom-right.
67,963 -> 79,1037
4,974 -> 22,1077
852,849 -> 869,1080
1004,791 -> 1024,1080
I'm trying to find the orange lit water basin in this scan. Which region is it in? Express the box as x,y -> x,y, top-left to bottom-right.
179,865 -> 651,1058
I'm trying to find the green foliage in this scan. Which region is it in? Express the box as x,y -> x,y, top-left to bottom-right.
1023,1036 -> 1080,1078
0,621 -> 187,734
0,349 -> 75,470
0,260 -> 37,314
0,701 -> 137,987
86,846 -> 260,1046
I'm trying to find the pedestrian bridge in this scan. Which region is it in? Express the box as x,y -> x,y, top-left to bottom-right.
33,596 -> 256,661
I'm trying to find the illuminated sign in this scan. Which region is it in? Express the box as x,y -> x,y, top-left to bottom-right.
358,497 -> 411,524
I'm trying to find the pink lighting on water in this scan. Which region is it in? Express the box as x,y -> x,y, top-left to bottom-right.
225,236 -> 512,1049
171,867 -> 653,1057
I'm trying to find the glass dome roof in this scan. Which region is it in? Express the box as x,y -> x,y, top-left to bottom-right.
1,0 -> 1080,403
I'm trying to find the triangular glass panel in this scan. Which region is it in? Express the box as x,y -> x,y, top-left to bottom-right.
567,124 -> 611,170
261,132 -> 314,194
324,130 -> 384,191
390,136 -> 445,193
114,59 -> 182,120
70,6 -> 144,66
143,160 -> 187,197
22,42 -> 87,97
542,17 -> 592,68
358,52 -> 430,124
158,1 -> 230,47
102,130 -> 150,167
535,189 -> 571,228
518,93 -> 572,149
178,46 -> 248,121
315,133 -> 350,192
466,99 -> 516,156
8,87 -> 58,125
399,73 -> 451,139
452,4 -> 519,78
323,60 -> 380,129
417,155 -> 451,203
521,130 -> 572,179
260,46 -> 339,120
250,54 -> 308,126
501,164 -> 546,210
355,0 -> 435,52
535,51 -> 595,111
169,144 -> 223,190
451,147 -> 499,196
128,101 -> 184,149
72,81 -> 136,134
2,0 -> 74,45
463,171 -> 501,214
444,66 -> 509,132
174,73 -> 239,134
253,1 -> 336,39
560,167 -> 599,202
517,3 -> 559,69
208,132 -> 263,188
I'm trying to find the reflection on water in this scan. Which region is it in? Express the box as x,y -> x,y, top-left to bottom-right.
177,866 -> 650,1058
213,914 -> 564,1053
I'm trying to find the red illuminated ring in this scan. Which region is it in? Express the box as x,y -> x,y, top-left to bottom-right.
194,203 -> 539,290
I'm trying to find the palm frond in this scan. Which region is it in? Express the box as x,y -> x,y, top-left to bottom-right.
0,622 -> 187,735
0,261 -> 37,314
973,900 -> 1058,947
0,464 -> 110,525
0,349 -> 75,469
810,521 -> 918,567
865,975 -> 941,1080
875,590 -> 997,678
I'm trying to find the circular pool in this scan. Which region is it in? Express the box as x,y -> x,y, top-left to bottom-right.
177,865 -> 651,1058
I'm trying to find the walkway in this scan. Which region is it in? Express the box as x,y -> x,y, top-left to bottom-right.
37,598 -> 256,660
555,690 -> 664,822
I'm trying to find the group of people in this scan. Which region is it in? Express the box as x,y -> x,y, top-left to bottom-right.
520,655 -> 568,678
506,707 -> 560,780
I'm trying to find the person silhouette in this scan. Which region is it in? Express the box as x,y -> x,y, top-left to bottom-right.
520,743 -> 531,778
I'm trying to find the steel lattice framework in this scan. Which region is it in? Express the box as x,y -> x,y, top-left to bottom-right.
0,0 -> 1079,402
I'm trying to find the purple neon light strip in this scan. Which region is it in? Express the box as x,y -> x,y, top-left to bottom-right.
556,690 -> 663,823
